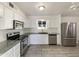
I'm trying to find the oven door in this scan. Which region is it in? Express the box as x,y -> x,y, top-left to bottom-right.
23,38 -> 28,48
20,37 -> 28,56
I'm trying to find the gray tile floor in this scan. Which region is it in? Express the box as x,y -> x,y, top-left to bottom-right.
23,45 -> 79,57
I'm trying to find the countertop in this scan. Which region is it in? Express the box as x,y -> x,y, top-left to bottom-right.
0,32 -> 58,56
24,32 -> 59,35
0,40 -> 20,56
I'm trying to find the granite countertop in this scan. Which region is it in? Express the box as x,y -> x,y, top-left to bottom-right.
0,40 -> 20,56
24,32 -> 59,35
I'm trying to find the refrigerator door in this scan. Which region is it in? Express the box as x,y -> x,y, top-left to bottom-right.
65,23 -> 76,38
61,23 -> 76,46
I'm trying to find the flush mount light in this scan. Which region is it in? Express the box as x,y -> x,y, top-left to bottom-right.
70,2 -> 79,10
38,5 -> 45,11
70,4 -> 77,10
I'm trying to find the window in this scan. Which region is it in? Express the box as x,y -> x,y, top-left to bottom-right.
37,19 -> 48,29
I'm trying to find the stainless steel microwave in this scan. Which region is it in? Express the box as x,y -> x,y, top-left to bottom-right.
13,20 -> 24,29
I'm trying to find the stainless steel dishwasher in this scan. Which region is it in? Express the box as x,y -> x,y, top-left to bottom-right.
49,34 -> 57,45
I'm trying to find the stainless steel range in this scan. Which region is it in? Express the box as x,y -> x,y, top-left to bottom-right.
7,32 -> 20,40
7,32 -> 30,56
20,33 -> 30,56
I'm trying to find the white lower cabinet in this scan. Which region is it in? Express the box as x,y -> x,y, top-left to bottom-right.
29,34 -> 48,44
1,42 -> 20,57
1,47 -> 14,57
14,43 -> 20,57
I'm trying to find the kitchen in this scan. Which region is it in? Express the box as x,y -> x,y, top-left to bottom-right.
0,2 -> 79,57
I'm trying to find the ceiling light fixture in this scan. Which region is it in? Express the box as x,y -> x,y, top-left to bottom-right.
70,2 -> 79,10
70,4 -> 77,10
39,5 -> 45,11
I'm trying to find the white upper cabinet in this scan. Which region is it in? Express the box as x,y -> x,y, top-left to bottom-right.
0,3 -> 4,18
0,3 -> 29,29
0,3 -> 5,29
0,3 -> 15,29
14,12 -> 25,22
4,7 -> 14,29
14,13 -> 20,21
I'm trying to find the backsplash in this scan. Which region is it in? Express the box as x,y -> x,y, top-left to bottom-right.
30,27 -> 58,33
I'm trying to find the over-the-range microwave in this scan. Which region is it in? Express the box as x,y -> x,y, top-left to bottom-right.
13,20 -> 24,29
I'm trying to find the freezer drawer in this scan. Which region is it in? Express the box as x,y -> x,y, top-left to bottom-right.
49,34 -> 57,45
63,38 -> 76,47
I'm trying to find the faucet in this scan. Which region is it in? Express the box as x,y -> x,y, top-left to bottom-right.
41,29 -> 43,32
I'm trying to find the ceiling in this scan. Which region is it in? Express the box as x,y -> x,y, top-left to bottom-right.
14,2 -> 79,16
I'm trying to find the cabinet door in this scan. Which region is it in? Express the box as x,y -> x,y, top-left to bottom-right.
0,3 -> 5,29
14,43 -> 20,57
4,7 -> 14,29
14,13 -> 22,21
1,47 -> 14,57
29,34 -> 48,44
0,3 -> 4,17
1,43 -> 20,57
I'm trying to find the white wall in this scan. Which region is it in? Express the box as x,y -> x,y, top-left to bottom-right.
61,16 -> 79,44
29,15 -> 61,32
57,15 -> 61,45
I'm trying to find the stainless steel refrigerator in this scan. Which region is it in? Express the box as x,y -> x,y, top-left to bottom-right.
61,22 -> 77,47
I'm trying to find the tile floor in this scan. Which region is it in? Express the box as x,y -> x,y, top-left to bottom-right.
23,45 -> 79,57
